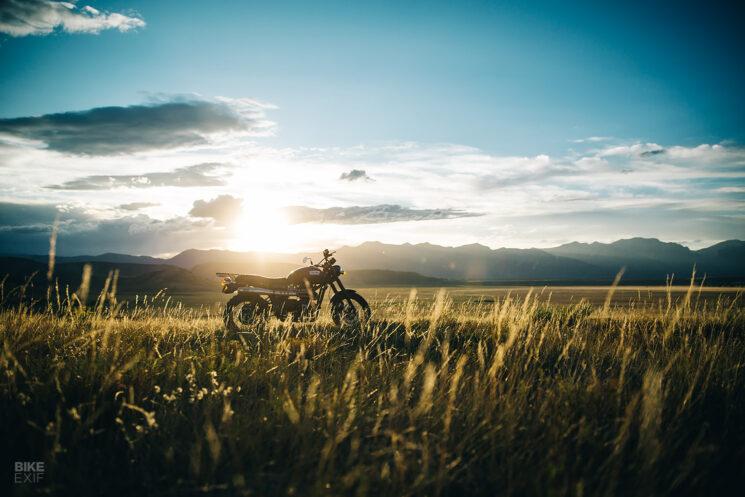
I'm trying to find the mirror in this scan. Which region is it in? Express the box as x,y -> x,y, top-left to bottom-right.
302,257 -> 308,263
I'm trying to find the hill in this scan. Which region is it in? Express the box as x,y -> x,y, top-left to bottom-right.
167,238 -> 745,283
3,237 -> 744,286
545,238 -> 745,281
0,258 -> 214,301
190,261 -> 300,280
116,267 -> 215,294
333,269 -> 446,287
6,252 -> 164,266
0,257 -> 445,302
332,242 -> 607,280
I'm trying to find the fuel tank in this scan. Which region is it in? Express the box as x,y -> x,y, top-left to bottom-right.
286,266 -> 329,286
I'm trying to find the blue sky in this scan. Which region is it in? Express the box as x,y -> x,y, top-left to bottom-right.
0,0 -> 743,255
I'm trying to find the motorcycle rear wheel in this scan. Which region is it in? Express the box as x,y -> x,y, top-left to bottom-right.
224,293 -> 270,331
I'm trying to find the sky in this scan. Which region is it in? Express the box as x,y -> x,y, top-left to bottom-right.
0,0 -> 743,256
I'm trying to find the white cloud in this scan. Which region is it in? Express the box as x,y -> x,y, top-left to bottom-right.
718,186 -> 745,193
571,136 -> 614,143
597,142 -> 666,158
46,163 -> 235,190
1,98 -> 744,253
0,0 -> 145,37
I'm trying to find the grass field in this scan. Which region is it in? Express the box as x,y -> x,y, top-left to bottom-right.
116,284 -> 745,313
2,281 -> 744,495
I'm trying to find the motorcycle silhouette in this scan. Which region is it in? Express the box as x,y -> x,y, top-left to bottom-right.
218,249 -> 370,329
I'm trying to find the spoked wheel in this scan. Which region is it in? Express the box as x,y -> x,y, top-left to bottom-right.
224,294 -> 270,331
331,293 -> 371,326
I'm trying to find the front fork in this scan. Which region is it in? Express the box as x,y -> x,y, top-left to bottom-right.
308,280 -> 355,317
330,279 -> 356,308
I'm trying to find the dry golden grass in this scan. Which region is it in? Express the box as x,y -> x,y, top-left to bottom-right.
1,280 -> 744,496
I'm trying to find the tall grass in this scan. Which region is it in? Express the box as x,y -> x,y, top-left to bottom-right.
1,281 -> 743,496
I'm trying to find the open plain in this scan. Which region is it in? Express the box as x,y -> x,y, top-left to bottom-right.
2,282 -> 743,495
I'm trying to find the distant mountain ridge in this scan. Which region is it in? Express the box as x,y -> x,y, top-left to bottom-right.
0,258 -> 215,299
15,253 -> 165,266
544,238 -> 745,281
3,238 -> 745,286
0,258 -> 446,299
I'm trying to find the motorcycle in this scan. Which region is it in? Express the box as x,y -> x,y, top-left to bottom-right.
217,249 -> 370,329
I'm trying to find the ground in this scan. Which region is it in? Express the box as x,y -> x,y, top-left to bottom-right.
2,283 -> 744,496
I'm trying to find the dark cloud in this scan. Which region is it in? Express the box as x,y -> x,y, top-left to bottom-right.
0,0 -> 145,37
117,202 -> 160,211
46,163 -> 233,190
639,148 -> 666,158
189,195 -> 243,226
0,202 -> 60,227
282,204 -> 482,225
339,169 -> 373,182
0,201 -> 221,256
0,98 -> 272,155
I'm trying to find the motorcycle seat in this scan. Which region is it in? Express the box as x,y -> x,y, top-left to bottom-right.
235,274 -> 288,289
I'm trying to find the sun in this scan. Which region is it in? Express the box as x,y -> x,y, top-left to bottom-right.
228,206 -> 294,253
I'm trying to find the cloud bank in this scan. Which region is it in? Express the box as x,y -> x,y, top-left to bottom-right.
0,201 -> 218,256
0,0 -> 145,37
47,163 -> 233,190
0,199 -> 482,255
0,93 -> 743,254
282,204 -> 482,225
0,97 -> 274,155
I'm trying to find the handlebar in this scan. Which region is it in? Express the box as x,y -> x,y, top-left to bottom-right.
321,249 -> 335,260
305,249 -> 336,268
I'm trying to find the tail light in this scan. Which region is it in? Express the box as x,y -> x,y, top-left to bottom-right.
221,276 -> 236,293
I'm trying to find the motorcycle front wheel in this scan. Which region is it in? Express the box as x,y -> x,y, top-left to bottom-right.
224,293 -> 270,331
331,293 -> 371,326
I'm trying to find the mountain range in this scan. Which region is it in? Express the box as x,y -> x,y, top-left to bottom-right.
2,238 -> 744,298
337,238 -> 745,282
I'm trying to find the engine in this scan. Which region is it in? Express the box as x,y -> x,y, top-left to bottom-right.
278,298 -> 312,320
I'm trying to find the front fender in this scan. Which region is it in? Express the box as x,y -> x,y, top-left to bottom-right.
330,289 -> 359,306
